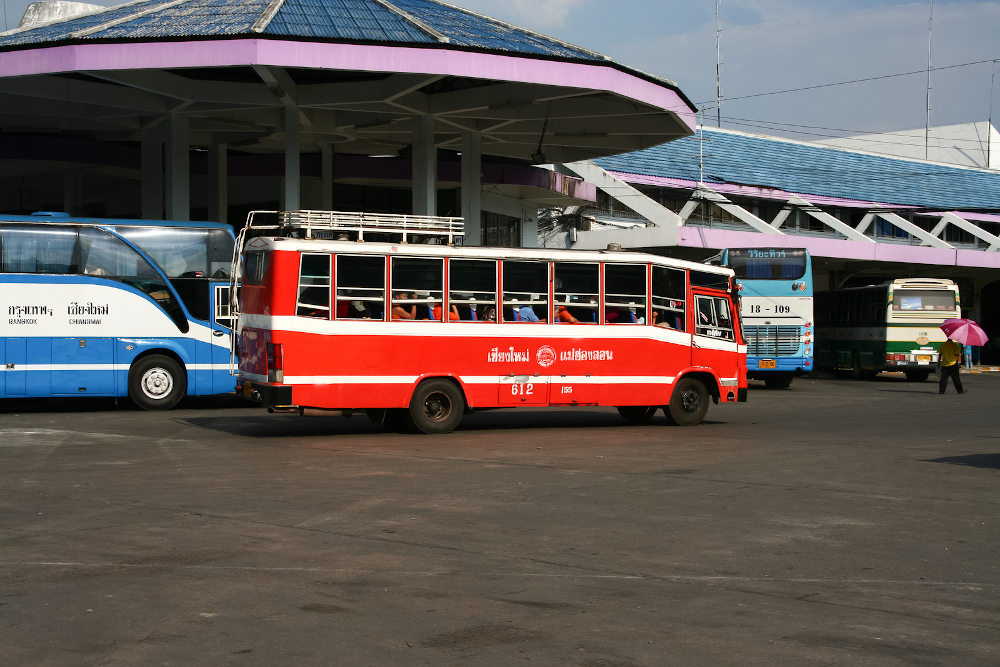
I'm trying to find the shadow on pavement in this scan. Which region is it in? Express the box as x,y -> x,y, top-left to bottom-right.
923,453 -> 1000,469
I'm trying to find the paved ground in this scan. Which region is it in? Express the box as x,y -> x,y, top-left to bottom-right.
1,372 -> 997,666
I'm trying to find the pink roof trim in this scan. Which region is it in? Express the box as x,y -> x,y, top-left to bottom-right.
676,227 -> 1000,268
0,38 -> 696,129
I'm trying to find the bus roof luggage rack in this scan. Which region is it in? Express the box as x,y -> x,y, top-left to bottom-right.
244,209 -> 464,245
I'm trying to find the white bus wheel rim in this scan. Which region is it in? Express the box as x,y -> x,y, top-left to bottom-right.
140,368 -> 173,400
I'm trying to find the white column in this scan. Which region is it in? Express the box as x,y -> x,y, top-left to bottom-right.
208,143 -> 228,223
460,131 -> 482,245
412,115 -> 436,215
141,124 -> 162,220
284,105 -> 301,211
164,112 -> 190,221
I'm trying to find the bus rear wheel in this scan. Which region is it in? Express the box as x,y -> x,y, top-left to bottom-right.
406,379 -> 465,434
664,377 -> 709,426
616,406 -> 658,424
128,354 -> 186,410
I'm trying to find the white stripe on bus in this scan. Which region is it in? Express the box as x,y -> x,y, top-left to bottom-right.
279,374 -> 680,386
1,363 -> 230,372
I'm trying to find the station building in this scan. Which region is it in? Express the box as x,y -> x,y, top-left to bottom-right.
548,126 -> 1000,358
2,1 -> 999,354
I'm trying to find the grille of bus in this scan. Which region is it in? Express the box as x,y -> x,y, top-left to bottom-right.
745,325 -> 802,356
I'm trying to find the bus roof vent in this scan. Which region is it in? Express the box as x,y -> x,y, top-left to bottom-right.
244,209 -> 464,245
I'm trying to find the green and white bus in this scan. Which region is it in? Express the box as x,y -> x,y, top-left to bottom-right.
815,278 -> 960,381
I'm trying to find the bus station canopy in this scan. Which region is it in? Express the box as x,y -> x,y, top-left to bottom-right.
0,0 -> 697,163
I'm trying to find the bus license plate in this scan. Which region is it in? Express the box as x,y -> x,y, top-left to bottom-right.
916,354 -> 931,363
758,359 -> 777,369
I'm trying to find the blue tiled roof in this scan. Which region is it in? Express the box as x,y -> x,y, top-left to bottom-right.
595,128 -> 1000,211
0,0 -> 606,62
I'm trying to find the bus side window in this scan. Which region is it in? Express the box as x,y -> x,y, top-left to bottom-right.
695,295 -> 734,340
336,254 -> 385,320
296,253 -> 331,319
0,223 -> 78,273
553,262 -> 598,323
604,263 -> 646,325
652,265 -> 685,330
502,260 -> 548,323
390,257 -> 444,321
449,259 -> 497,321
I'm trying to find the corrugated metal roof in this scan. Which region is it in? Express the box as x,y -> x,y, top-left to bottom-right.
594,127 -> 1000,211
0,0 -> 606,61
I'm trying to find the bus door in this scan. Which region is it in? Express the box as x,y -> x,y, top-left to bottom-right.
691,293 -> 740,379
2,337 -> 28,395
206,282 -> 235,394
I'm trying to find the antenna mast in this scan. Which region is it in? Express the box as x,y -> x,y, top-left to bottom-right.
925,0 -> 934,159
715,0 -> 723,128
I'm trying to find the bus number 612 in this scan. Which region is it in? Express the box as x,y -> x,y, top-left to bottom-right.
511,383 -> 534,397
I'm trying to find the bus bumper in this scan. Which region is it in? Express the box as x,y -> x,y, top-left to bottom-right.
242,381 -> 293,408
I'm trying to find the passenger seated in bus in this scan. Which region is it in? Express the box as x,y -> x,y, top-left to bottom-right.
432,303 -> 460,321
391,292 -> 417,320
517,305 -> 547,322
556,305 -> 579,324
477,304 -> 496,322
652,310 -> 681,329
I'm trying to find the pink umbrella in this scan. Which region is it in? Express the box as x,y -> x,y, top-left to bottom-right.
940,318 -> 989,346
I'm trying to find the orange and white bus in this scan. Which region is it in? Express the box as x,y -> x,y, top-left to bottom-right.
233,211 -> 747,433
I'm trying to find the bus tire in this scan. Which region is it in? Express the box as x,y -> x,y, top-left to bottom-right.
851,350 -> 873,380
128,354 -> 186,410
616,406 -> 658,424
664,377 -> 709,426
764,373 -> 793,389
406,379 -> 464,434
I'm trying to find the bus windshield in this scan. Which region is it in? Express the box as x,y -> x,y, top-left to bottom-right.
727,249 -> 807,281
893,290 -> 956,311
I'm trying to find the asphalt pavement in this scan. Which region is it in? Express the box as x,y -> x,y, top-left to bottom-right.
1,372 -> 997,665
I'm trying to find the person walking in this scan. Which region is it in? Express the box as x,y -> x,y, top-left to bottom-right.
938,338 -> 965,394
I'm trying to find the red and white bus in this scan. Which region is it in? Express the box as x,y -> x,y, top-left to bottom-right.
233,211 -> 747,434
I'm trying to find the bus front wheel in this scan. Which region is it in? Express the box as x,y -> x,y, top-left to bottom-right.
617,406 -> 658,424
128,354 -> 186,410
664,377 -> 709,426
406,379 -> 465,434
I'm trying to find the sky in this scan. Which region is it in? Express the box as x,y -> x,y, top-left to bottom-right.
2,0 -> 999,143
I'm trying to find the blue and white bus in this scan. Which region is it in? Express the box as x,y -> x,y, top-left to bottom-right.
712,248 -> 813,388
1,212 -> 236,408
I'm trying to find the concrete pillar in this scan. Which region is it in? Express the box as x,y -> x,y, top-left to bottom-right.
321,143 -> 334,211
460,131 -> 482,245
284,105 -> 300,211
208,143 -> 228,223
412,115 -> 436,215
164,112 -> 190,221
141,124 -> 162,220
62,169 -> 82,216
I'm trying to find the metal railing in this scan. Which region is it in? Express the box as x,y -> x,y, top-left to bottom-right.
243,209 -> 464,245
